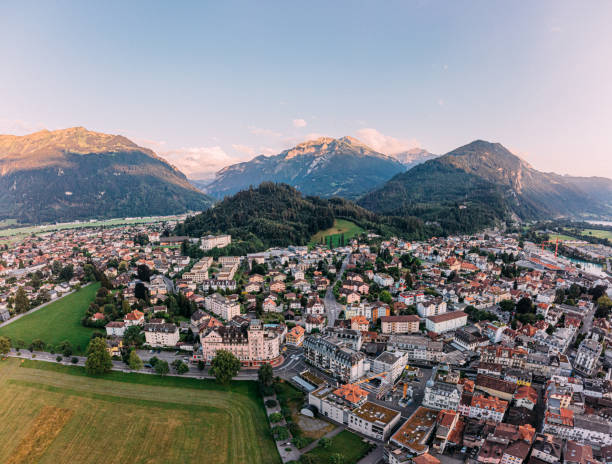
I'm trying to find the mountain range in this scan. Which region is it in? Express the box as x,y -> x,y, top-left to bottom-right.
359,140 -> 612,230
205,136 -> 406,199
0,127 -> 212,223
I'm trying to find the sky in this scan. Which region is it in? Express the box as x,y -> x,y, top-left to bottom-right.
1,0 -> 611,179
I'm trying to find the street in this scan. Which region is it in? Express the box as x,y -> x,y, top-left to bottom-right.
325,252 -> 351,327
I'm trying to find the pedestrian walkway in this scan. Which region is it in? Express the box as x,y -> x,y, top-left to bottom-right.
262,393 -> 301,463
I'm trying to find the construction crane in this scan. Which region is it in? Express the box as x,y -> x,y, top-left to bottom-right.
351,371 -> 389,386
541,237 -> 560,257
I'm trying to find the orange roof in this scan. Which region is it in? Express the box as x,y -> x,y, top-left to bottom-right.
413,454 -> 440,464
125,309 -> 144,320
333,383 -> 368,405
514,385 -> 537,404
351,315 -> 369,325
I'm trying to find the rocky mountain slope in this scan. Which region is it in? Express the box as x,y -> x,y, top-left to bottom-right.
392,147 -> 438,169
205,136 -> 405,199
0,127 -> 213,223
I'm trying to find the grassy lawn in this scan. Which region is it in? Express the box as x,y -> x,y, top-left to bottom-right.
0,283 -> 101,354
0,358 -> 280,464
547,233 -> 578,242
302,430 -> 372,464
310,219 -> 364,248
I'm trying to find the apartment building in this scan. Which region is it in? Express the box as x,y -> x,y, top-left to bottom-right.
380,315 -> 420,334
144,323 -> 180,347
204,293 -> 241,321
200,234 -> 231,251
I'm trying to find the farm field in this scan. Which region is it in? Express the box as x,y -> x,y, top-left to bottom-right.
0,283 -> 100,354
0,358 -> 280,464
310,219 -> 364,248
546,233 -> 578,242
0,214 -> 183,238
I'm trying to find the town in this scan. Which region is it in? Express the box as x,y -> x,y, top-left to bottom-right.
1,219 -> 612,464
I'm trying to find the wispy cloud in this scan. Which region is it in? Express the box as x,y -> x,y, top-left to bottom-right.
249,126 -> 282,137
231,144 -> 256,156
354,128 -> 420,155
292,118 -> 307,128
0,118 -> 47,135
160,146 -> 250,179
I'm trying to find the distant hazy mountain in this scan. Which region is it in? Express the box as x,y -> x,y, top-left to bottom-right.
0,127 -> 213,223
391,148 -> 438,169
205,136 -> 405,199
359,140 -> 612,231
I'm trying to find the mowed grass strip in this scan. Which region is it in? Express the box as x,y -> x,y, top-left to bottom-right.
0,283 -> 100,353
0,359 -> 280,464
310,219 -> 364,248
6,405 -> 74,464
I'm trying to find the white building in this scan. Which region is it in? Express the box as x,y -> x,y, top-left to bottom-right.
200,234 -> 231,251
144,323 -> 180,347
348,401 -> 402,441
425,311 -> 467,334
105,321 -> 126,337
204,293 -> 241,321
373,273 -> 394,287
417,298 -> 447,317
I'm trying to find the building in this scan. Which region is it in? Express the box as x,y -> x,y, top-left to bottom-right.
530,433 -> 562,464
381,315 -> 420,334
286,325 -> 305,347
417,298 -> 447,317
387,335 -> 445,363
371,351 -> 408,384
465,393 -> 508,423
124,309 -> 145,327
105,321 -> 126,337
303,334 -> 366,383
144,323 -> 179,347
426,311 -> 467,334
574,334 -> 603,377
373,273 -> 394,287
200,234 -> 231,251
199,319 -> 282,367
182,257 -> 213,283
204,293 -> 241,321
348,401 -> 401,441
423,366 -> 464,410
386,407 -> 439,463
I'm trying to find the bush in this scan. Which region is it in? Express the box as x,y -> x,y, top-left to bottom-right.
56,356 -> 63,362
71,357 -> 78,364
288,422 -> 301,437
271,426 -> 290,441
319,437 -> 332,449
265,399 -> 277,408
292,436 -> 313,449
268,412 -> 283,423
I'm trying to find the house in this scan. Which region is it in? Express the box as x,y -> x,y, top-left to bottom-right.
105,321 -> 126,337
305,314 -> 326,333
306,297 -> 325,315
106,337 -> 123,357
124,309 -> 145,327
513,386 -> 537,410
286,325 -> 305,347
350,315 -> 369,332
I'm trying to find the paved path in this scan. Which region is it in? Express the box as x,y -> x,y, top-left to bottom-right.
0,282 -> 92,328
299,424 -> 345,453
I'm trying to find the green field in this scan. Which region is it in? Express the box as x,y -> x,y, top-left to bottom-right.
0,283 -> 101,354
0,358 -> 279,464
581,228 -> 612,240
547,233 -> 578,242
302,430 -> 371,464
310,219 -> 364,248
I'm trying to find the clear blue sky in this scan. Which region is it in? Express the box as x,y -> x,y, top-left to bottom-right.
1,0 -> 611,179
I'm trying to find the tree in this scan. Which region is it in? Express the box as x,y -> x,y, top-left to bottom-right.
56,340 -> 73,357
128,350 -> 143,370
155,360 -> 170,376
499,299 -> 515,312
29,339 -> 46,351
123,325 -> 144,347
137,264 -> 151,282
59,264 -> 74,282
0,336 -> 10,355
210,350 -> 241,385
379,290 -> 392,304
14,287 -> 30,314
171,360 -> 189,374
258,363 -> 274,394
516,297 -> 533,314
135,282 -> 149,302
85,337 -> 112,375
319,437 -> 332,449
